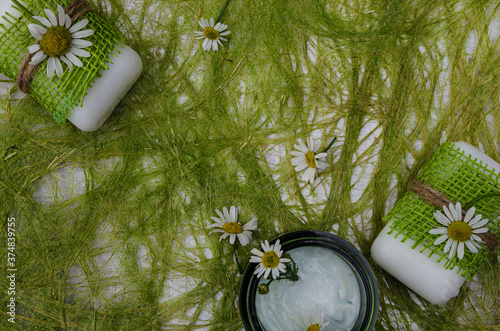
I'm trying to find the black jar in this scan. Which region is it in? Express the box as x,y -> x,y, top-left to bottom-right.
239,230 -> 378,330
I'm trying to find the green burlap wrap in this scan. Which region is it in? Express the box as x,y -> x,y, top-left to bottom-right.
386,142 -> 500,280
0,0 -> 125,124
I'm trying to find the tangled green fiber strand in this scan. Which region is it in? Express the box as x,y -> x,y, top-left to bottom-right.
1,0 -> 500,330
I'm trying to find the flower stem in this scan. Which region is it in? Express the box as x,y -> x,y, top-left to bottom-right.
465,193 -> 500,209
216,0 -> 232,22
232,244 -> 243,274
11,0 -> 32,17
321,137 -> 337,154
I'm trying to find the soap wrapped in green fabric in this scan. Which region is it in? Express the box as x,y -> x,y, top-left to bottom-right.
0,0 -> 125,125
386,142 -> 500,279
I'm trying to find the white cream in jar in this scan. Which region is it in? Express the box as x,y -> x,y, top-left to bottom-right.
255,246 -> 362,330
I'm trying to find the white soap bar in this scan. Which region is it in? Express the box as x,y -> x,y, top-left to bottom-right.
371,141 -> 500,305
0,0 -> 142,132
67,45 -> 142,131
0,0 -> 23,26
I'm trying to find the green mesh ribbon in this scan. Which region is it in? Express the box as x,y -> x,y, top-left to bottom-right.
0,0 -> 125,124
386,142 -> 500,280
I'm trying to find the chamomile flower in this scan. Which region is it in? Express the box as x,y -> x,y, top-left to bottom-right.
27,5 -> 94,78
250,239 -> 290,279
207,206 -> 258,246
194,18 -> 230,51
291,306 -> 330,331
291,137 -> 327,184
429,202 -> 489,259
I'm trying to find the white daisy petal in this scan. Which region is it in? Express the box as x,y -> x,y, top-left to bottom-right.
290,151 -> 304,157
33,16 -> 52,28
237,234 -> 249,246
307,136 -> 314,151
230,206 -> 237,222
243,218 -> 258,231
29,52 -> 47,66
274,240 -> 281,252
46,57 -> 56,78
65,52 -> 83,67
429,228 -> 447,235
28,44 -> 41,54
71,29 -> 94,39
202,38 -> 210,51
44,9 -> 58,27
433,211 -> 451,226
69,48 -> 90,58
57,5 -> 66,27
212,40 -> 218,51
262,240 -> 270,251
209,18 -> 214,27
223,207 -> 230,222
433,234 -> 449,245
65,14 -> 72,29
465,240 -> 478,254
463,207 -> 476,223
298,139 -> 309,152
303,167 -> 316,184
69,19 -> 90,33
454,202 -> 462,220
214,22 -> 221,30
250,248 -> 264,257
457,242 -> 464,259
472,227 -> 489,234
443,205 -> 454,222
444,237 -> 453,253
448,241 -> 458,259
54,57 -> 63,77
208,217 -> 222,225
59,55 -> 73,72
471,234 -> 482,242
220,30 -> 231,36
71,38 -> 93,48
295,163 -> 309,172
471,219 -> 489,229
315,152 -> 328,159
28,24 -> 45,40
214,208 -> 225,220
291,156 -> 306,165
468,214 -> 483,226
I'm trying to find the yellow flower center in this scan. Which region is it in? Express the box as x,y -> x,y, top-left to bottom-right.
447,221 -> 473,242
262,251 -> 280,269
222,222 -> 243,234
203,27 -> 220,40
306,324 -> 320,331
305,151 -> 316,168
40,26 -> 72,57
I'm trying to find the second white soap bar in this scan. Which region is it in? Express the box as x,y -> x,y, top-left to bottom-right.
371,141 -> 500,305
